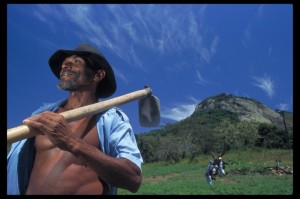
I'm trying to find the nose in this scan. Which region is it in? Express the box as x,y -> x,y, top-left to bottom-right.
62,58 -> 74,69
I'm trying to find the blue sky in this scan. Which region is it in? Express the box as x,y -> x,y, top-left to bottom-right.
7,4 -> 293,134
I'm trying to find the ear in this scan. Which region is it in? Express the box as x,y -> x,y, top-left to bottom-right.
94,70 -> 106,82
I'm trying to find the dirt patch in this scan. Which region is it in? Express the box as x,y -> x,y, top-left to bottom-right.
227,166 -> 293,175
146,173 -> 179,183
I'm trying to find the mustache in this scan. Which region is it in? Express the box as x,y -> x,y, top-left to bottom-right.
60,69 -> 80,78
58,69 -> 80,91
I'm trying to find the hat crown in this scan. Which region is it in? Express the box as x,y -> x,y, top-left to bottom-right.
75,43 -> 105,58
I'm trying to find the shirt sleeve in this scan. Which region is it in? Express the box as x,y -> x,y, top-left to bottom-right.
97,108 -> 144,170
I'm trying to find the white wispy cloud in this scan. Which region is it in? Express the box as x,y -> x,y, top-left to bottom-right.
199,48 -> 210,64
30,4 -> 218,81
276,103 -> 289,111
112,67 -> 129,85
61,4 -> 113,48
241,5 -> 265,48
35,4 -> 63,20
255,5 -> 265,21
161,103 -> 197,121
268,46 -> 272,56
196,70 -> 208,86
161,97 -> 200,121
33,9 -> 49,25
36,4 -> 211,60
188,96 -> 200,104
251,74 -> 275,98
210,35 -> 219,56
33,5 -> 64,33
276,96 -> 293,111
242,23 -> 252,48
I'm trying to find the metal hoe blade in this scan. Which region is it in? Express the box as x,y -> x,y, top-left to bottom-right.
138,95 -> 160,127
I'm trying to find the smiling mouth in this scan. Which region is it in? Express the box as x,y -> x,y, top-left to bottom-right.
60,70 -> 78,78
61,72 -> 73,77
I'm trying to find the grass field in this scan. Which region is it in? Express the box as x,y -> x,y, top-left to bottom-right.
118,149 -> 293,195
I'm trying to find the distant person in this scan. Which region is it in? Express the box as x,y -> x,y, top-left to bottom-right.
218,156 -> 227,177
7,43 -> 143,195
205,160 -> 215,185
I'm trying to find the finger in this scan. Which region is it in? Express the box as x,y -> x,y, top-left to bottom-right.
23,119 -> 53,135
39,111 -> 67,123
25,111 -> 66,130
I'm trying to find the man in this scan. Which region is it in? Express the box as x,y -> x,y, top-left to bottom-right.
205,160 -> 215,185
218,156 -> 227,177
7,43 -> 143,195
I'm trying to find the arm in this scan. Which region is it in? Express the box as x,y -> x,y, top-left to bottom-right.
70,139 -> 142,193
23,110 -> 142,193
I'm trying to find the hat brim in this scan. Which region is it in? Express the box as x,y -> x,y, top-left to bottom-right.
49,49 -> 116,98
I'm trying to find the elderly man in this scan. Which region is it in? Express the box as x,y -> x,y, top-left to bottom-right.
7,43 -> 143,195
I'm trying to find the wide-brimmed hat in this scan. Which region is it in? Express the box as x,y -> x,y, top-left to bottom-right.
49,43 -> 116,98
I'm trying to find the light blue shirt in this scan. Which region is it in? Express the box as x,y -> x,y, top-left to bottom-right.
219,161 -> 224,169
7,99 -> 143,195
206,163 -> 214,175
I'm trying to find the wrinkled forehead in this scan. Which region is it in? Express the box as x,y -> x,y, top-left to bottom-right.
63,55 -> 85,61
62,54 -> 104,72
62,55 -> 99,71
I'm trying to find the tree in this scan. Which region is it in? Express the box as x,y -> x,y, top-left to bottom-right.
236,121 -> 259,148
215,118 -> 237,149
256,123 -> 289,149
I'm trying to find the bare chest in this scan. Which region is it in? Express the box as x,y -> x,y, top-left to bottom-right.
26,114 -> 103,194
35,115 -> 100,151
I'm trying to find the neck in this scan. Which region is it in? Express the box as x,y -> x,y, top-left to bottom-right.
63,91 -> 98,110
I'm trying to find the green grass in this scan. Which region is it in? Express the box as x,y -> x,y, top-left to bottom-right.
118,149 -> 293,195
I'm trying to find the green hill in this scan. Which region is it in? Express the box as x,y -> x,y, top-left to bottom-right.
136,93 -> 293,163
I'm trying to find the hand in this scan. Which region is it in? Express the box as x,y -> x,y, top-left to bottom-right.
23,111 -> 78,151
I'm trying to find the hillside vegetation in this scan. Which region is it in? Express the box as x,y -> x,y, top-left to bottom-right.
136,93 -> 293,163
119,148 -> 293,195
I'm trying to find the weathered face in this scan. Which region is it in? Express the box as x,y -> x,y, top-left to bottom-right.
57,55 -> 96,91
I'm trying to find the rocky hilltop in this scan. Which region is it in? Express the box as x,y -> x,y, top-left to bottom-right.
194,93 -> 285,128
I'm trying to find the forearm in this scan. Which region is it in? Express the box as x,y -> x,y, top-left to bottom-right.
69,138 -> 142,193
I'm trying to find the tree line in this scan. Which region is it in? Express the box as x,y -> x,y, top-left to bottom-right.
136,110 -> 293,163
